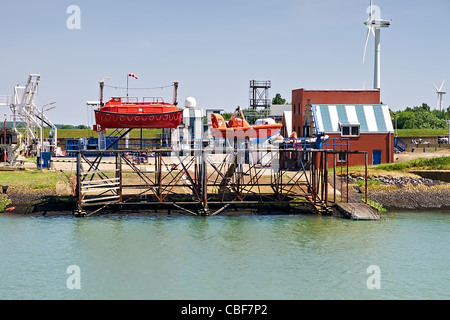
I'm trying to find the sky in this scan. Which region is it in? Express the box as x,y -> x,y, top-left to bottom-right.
0,0 -> 449,126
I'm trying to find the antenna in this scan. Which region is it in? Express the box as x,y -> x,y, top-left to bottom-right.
99,77 -> 110,106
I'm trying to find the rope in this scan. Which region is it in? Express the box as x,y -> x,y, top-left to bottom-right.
104,84 -> 175,90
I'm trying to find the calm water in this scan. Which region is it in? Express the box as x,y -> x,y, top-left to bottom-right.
0,211 -> 448,300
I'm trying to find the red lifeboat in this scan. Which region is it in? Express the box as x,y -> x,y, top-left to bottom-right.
93,97 -> 183,131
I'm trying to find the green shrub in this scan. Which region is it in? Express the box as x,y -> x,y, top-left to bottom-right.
0,194 -> 12,212
361,196 -> 387,213
355,179 -> 382,187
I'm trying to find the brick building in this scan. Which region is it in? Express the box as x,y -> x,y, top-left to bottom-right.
291,88 -> 394,166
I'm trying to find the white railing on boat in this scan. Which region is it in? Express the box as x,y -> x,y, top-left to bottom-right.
113,97 -> 165,103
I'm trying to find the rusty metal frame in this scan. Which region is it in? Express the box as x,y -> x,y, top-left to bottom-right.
74,147 -> 365,216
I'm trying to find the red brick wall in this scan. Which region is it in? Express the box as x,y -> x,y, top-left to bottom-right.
324,133 -> 394,166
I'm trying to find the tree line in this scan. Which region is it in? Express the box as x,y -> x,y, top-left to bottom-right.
391,103 -> 450,130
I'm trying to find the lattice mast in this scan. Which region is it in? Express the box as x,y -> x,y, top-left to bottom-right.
11,74 -> 57,152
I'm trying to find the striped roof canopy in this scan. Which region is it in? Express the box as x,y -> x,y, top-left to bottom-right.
312,104 -> 394,134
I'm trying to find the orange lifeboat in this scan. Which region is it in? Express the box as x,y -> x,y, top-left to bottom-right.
93,97 -> 182,131
93,80 -> 183,131
211,106 -> 282,139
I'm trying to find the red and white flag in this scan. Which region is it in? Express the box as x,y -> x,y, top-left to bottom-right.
128,73 -> 138,79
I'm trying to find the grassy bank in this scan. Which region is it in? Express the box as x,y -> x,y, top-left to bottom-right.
337,156 -> 450,176
327,156 -> 450,212
20,128 -> 162,139
0,169 -> 74,213
0,170 -> 58,190
397,128 -> 448,137
373,156 -> 450,171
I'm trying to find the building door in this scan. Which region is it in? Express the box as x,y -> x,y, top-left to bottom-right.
372,150 -> 382,165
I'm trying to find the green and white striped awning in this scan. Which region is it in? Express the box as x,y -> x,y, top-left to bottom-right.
312,104 -> 394,134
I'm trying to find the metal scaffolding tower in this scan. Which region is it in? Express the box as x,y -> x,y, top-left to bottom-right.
249,80 -> 271,110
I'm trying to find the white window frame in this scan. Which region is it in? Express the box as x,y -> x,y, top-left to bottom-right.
340,124 -> 360,137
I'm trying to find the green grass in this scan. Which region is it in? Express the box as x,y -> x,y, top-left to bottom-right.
18,128 -> 162,139
374,156 -> 450,171
397,128 -> 448,137
361,196 -> 387,213
355,179 -> 383,187
0,170 -> 58,190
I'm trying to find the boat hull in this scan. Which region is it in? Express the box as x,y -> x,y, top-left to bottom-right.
94,109 -> 183,130
211,124 -> 282,139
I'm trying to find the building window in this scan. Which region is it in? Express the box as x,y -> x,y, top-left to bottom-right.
338,152 -> 347,162
304,125 -> 311,137
298,103 -> 302,115
341,125 -> 360,137
342,126 -> 350,136
293,104 -> 296,115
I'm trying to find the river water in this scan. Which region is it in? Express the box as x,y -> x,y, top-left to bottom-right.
0,211 -> 448,300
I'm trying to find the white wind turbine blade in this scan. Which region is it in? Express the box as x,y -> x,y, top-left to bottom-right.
434,83 -> 439,92
439,80 -> 445,92
363,0 -> 376,64
363,27 -> 371,63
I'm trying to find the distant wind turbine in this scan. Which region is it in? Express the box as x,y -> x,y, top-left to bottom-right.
434,81 -> 446,111
363,0 -> 391,90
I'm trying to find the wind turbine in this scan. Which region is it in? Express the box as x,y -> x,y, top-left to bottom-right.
363,0 -> 391,90
434,81 -> 446,111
